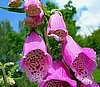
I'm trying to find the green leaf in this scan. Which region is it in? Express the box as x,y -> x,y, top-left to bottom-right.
0,6 -> 25,13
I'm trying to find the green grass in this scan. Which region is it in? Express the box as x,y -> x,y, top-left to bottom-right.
93,67 -> 100,82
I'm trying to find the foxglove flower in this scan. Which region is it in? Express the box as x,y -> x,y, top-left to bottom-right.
8,0 -> 22,8
39,60 -> 77,87
47,11 -> 68,41
24,11 -> 44,27
24,0 -> 42,16
20,31 -> 52,83
62,35 -> 97,86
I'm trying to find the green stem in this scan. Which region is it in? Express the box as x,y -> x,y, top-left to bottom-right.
0,62 -> 7,87
43,28 -> 51,54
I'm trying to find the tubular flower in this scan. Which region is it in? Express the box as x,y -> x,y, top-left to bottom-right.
62,35 -> 98,86
20,31 -> 52,83
8,0 -> 22,8
47,11 -> 68,41
39,60 -> 77,87
24,10 -> 44,27
24,0 -> 42,16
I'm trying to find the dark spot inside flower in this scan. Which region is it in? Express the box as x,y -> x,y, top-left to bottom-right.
36,64 -> 40,69
31,72 -> 34,74
29,68 -> 31,70
84,71 -> 87,74
32,67 -> 35,70
40,67 -> 43,71
34,71 -> 37,73
45,79 -> 70,87
78,69 -> 84,72
48,30 -> 66,41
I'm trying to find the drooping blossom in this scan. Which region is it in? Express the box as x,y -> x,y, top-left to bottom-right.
24,0 -> 42,16
8,0 -> 22,8
62,35 -> 98,86
39,60 -> 77,87
24,10 -> 44,27
20,31 -> 52,83
47,11 -> 68,41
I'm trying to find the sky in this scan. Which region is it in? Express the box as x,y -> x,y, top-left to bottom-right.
0,0 -> 100,36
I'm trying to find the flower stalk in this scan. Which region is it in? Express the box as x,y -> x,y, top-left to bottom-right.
0,62 -> 7,87
43,27 -> 51,54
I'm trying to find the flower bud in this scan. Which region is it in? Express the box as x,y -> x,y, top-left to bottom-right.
8,0 -> 22,8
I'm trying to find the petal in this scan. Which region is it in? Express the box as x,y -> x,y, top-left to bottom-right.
48,60 -> 71,78
39,60 -> 77,87
61,35 -> 97,85
39,75 -> 76,87
80,78 -> 99,87
24,11 -> 44,27
62,35 -> 82,66
44,53 -> 52,69
72,52 -> 97,85
22,49 -> 52,83
82,48 -> 96,59
20,56 -> 28,72
23,31 -> 47,56
26,70 -> 46,83
47,11 -> 68,41
24,0 -> 42,16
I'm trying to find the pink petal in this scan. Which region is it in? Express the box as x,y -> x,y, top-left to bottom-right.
20,32 -> 52,83
25,52 -> 52,83
24,0 -> 42,16
39,60 -> 77,87
80,78 -> 99,87
62,35 -> 97,85
47,11 -> 68,41
24,11 -> 44,27
82,48 -> 96,59
72,52 -> 97,85
20,56 -> 28,72
23,31 -> 47,56
62,35 -> 82,66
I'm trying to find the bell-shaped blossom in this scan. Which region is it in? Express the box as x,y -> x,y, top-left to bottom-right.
47,11 -> 68,41
24,0 -> 42,16
8,0 -> 22,8
39,60 -> 77,87
62,35 -> 97,86
20,31 -> 52,83
24,10 -> 44,27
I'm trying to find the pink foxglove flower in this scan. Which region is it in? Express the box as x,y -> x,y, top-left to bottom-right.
24,10 -> 44,27
62,35 -> 97,86
20,31 -> 52,83
39,60 -> 77,87
8,0 -> 22,8
24,0 -> 42,16
47,11 -> 68,41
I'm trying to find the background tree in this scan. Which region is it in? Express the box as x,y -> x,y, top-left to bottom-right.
84,28 -> 100,54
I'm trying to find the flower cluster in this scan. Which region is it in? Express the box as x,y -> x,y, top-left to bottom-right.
8,0 -> 99,87
24,0 -> 44,28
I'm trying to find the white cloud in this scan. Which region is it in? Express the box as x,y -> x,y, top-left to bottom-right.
50,0 -> 100,36
51,0 -> 68,9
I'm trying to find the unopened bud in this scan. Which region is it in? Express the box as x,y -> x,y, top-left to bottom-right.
7,77 -> 15,85
8,0 -> 22,8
